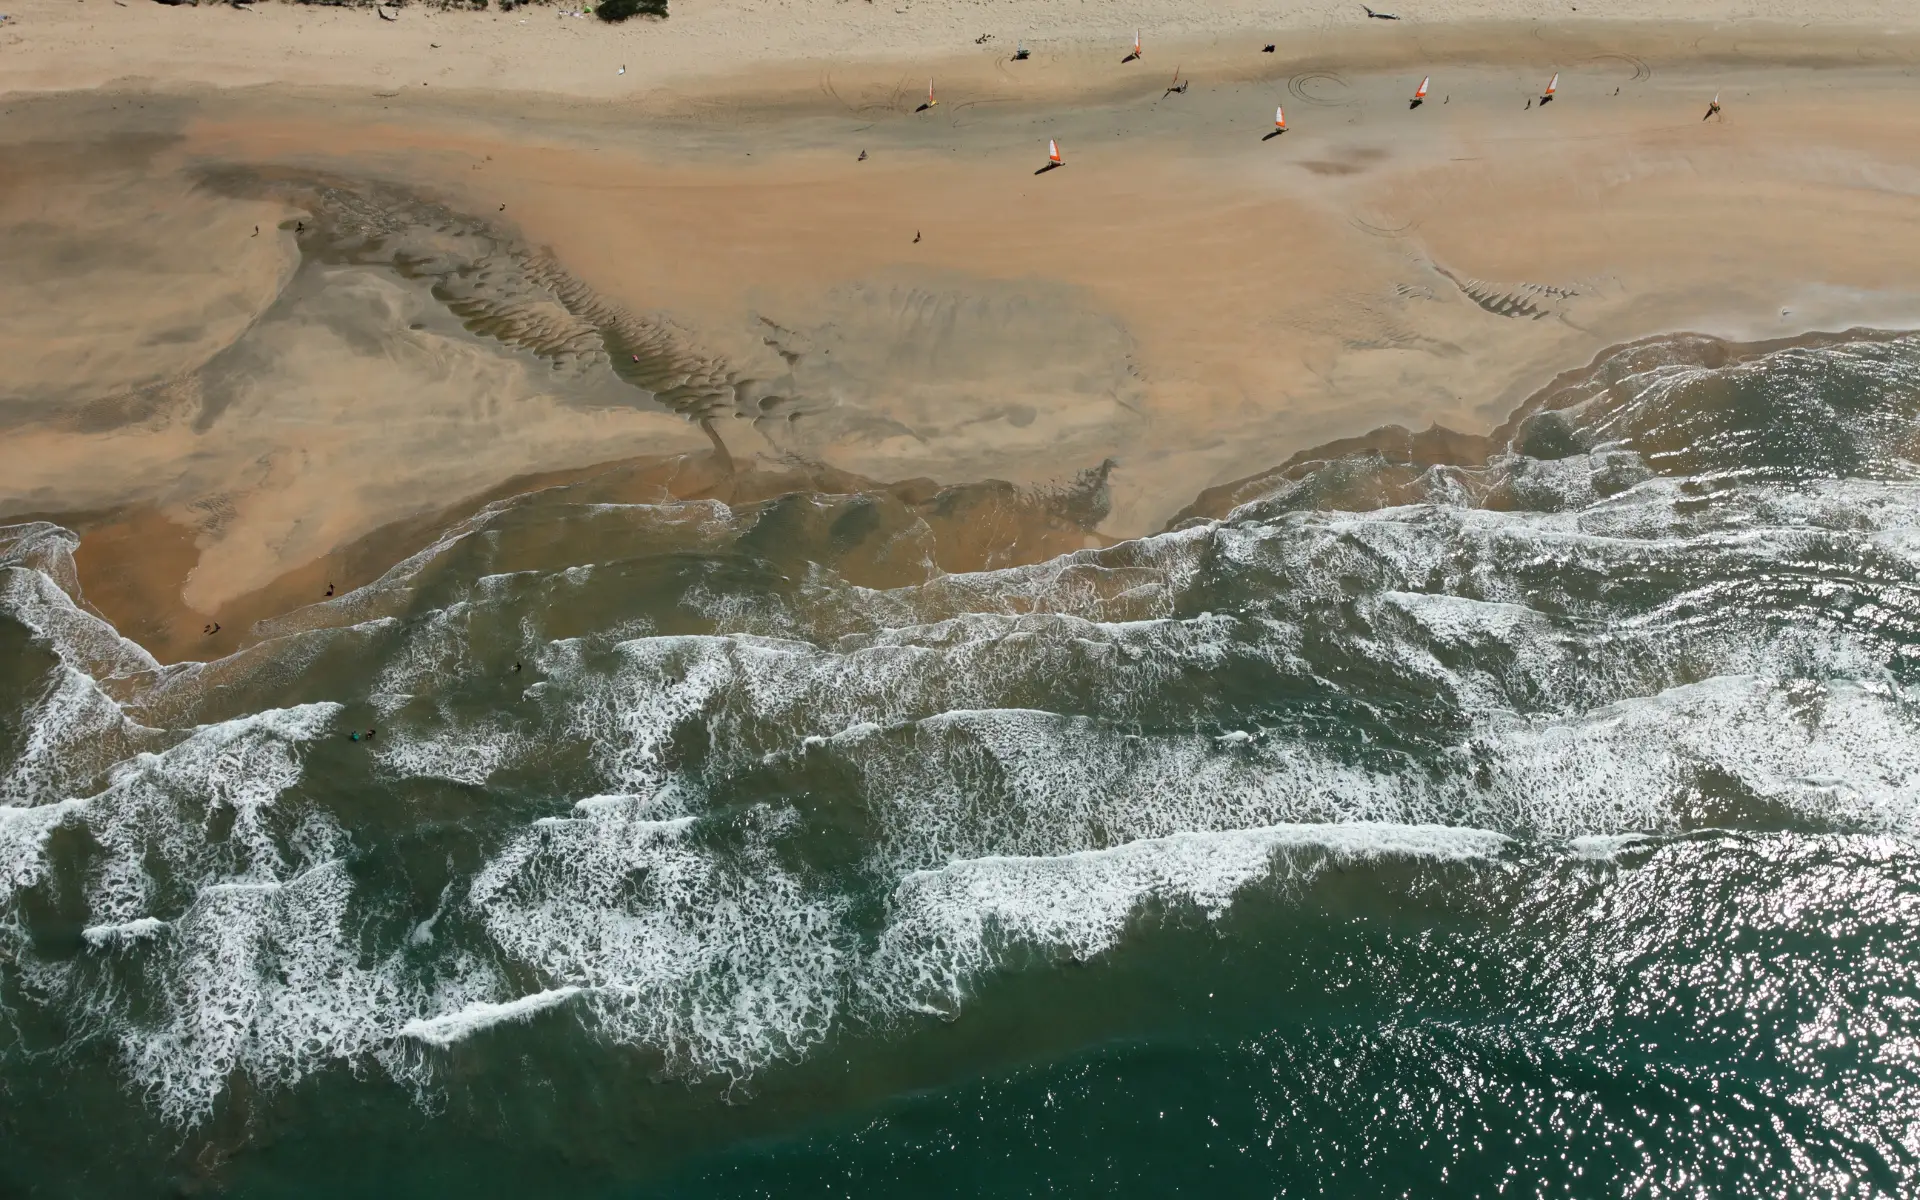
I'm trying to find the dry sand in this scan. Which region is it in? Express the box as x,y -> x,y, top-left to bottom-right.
6,1 -> 1920,659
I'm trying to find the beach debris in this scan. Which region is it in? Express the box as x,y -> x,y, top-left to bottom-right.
1364,5 -> 1401,19
1013,40 -> 1030,61
1540,72 -> 1559,105
1164,67 -> 1188,97
1263,105 -> 1288,140
1123,30 -> 1141,63
1409,76 -> 1429,109
1035,138 -> 1064,174
916,78 -> 937,112
974,32 -> 992,45
1703,91 -> 1722,121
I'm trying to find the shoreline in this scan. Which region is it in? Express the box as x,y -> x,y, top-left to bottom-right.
16,323 -> 1914,667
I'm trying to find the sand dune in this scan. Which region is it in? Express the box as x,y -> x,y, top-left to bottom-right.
6,4 -> 1920,658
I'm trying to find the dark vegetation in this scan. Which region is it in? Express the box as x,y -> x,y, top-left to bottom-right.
594,0 -> 667,20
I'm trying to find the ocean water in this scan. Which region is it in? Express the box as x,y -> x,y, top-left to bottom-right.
4,330 -> 1920,1197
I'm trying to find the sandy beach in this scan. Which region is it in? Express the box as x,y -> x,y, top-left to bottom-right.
7,0 -> 1920,659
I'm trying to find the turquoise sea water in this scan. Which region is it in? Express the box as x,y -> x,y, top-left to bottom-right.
4,331 -> 1920,1197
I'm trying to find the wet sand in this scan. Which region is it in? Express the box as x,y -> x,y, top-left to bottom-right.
7,7 -> 1920,661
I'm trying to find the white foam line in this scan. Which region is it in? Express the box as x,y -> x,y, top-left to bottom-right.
398,987 -> 585,1048
82,916 -> 169,946
1568,832 -> 1656,860
862,822 -> 1513,1018
904,822 -> 1511,882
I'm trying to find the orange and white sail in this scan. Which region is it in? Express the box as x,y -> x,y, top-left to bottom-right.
1543,72 -> 1558,97
1048,138 -> 1063,164
1132,30 -> 1143,57
1414,76 -> 1429,101
927,78 -> 938,106
1275,105 -> 1287,130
